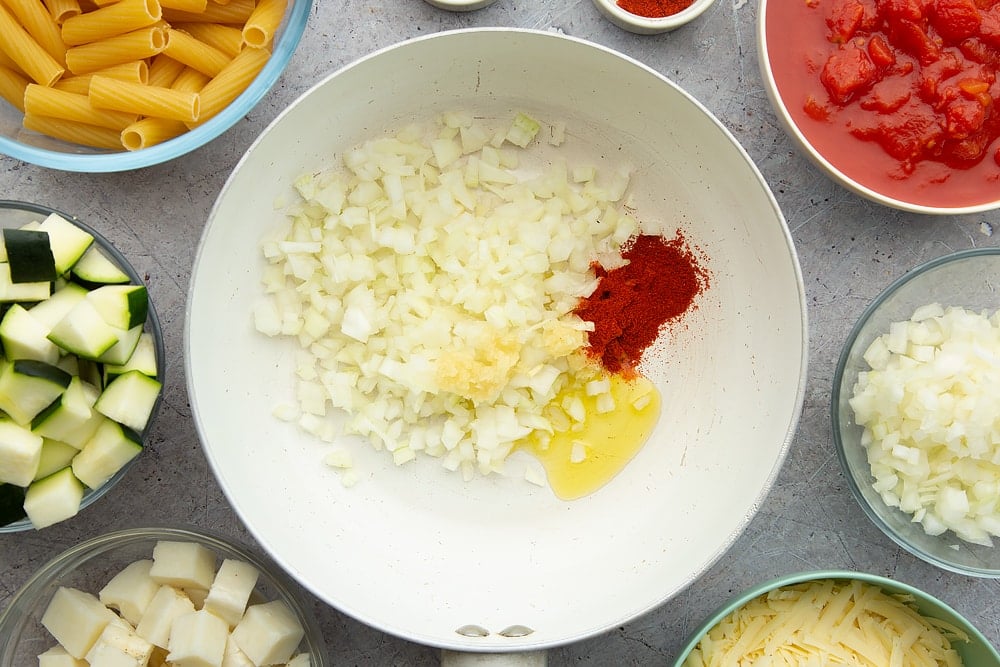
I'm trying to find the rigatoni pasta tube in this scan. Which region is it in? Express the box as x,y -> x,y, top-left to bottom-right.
161,0 -> 253,24
172,21 -> 241,57
60,0 -> 161,46
25,83 -> 138,129
0,66 -> 30,112
89,75 -> 199,122
188,45 -> 266,126
0,4 -> 65,85
121,116 -> 186,149
146,54 -> 185,87
44,0 -> 82,23
170,66 -> 209,92
163,28 -> 230,77
0,49 -> 27,76
23,113 -> 122,149
4,0 -> 66,65
65,25 -> 166,74
158,0 -> 206,12
53,60 -> 148,94
242,0 -> 284,49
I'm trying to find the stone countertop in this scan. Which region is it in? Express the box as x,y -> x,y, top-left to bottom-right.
2,0 -> 999,664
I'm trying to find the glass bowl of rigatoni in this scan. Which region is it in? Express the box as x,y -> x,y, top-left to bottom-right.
0,0 -> 311,171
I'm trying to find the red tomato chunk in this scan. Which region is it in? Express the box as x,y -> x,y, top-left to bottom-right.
812,0 -> 1000,171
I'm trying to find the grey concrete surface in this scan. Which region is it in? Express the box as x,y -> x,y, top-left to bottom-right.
2,0 -> 1000,664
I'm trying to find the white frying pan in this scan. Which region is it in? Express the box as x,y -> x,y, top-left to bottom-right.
185,28 -> 807,662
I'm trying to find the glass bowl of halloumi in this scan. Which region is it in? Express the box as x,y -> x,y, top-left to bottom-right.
0,525 -> 328,666
0,200 -> 164,533
673,571 -> 1000,666
0,0 -> 311,172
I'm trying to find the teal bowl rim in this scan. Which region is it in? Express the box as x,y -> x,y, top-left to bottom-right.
831,247 -> 1000,577
0,525 -> 328,665
0,199 -> 165,532
0,0 -> 312,173
672,570 -> 1000,665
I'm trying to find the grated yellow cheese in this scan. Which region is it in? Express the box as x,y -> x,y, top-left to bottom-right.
685,579 -> 968,667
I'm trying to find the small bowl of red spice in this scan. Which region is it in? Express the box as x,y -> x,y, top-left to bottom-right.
759,0 -> 1000,213
592,0 -> 717,34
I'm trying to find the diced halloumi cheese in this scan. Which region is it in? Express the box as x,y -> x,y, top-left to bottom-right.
166,609 -> 229,667
135,585 -> 195,649
203,559 -> 260,627
99,559 -> 159,625
221,635 -> 255,667
286,653 -> 312,667
40,587 -> 117,659
230,600 -> 305,666
37,645 -> 87,667
184,587 -> 209,610
149,541 -> 217,590
85,621 -> 153,666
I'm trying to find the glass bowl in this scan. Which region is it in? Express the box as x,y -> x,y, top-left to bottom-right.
0,200 -> 164,533
0,525 -> 328,665
0,0 -> 311,172
590,0 -> 717,34
832,248 -> 1000,577
673,571 -> 1000,665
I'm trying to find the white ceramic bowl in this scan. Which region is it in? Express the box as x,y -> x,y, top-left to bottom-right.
0,200 -> 164,534
758,0 -> 1000,214
673,571 -> 1000,665
422,0 -> 498,10
0,526 -> 328,665
591,0 -> 716,34
833,249 -> 1000,577
187,28 -> 807,653
0,1 -> 311,172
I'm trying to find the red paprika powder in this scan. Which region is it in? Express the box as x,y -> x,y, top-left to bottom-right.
617,0 -> 695,18
574,232 -> 708,377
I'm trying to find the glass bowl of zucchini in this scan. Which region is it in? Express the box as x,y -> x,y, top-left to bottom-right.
0,200 -> 164,533
0,525 -> 327,666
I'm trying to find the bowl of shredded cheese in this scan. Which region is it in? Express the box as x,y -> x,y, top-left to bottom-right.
833,248 -> 1000,577
674,571 -> 1000,665
0,0 -> 310,172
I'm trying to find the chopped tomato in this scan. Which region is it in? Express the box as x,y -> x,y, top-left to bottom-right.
977,6 -> 1000,45
932,0 -> 982,41
868,34 -> 898,65
827,0 -> 866,41
804,94 -> 832,119
821,43 -> 879,103
880,0 -> 929,23
889,18 -> 943,64
860,75 -> 914,111
944,96 -> 987,136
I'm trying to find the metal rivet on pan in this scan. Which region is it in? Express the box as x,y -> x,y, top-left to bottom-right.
455,625 -> 490,637
499,625 -> 534,637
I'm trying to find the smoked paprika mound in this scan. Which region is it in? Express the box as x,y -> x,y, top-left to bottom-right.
574,232 -> 708,377
617,0 -> 695,18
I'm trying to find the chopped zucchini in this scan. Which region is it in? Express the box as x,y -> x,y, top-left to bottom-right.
0,261 -> 51,302
71,245 -> 130,285
105,332 -> 158,381
95,324 -> 143,366
0,419 -> 44,486
34,438 -> 80,480
3,228 -> 56,283
47,299 -> 121,360
0,359 -> 72,425
37,213 -> 95,274
32,376 -> 96,443
0,302 -> 61,364
23,466 -> 84,529
94,370 -> 161,433
0,482 -> 26,525
86,284 -> 148,330
71,419 -> 141,489
29,282 -> 88,328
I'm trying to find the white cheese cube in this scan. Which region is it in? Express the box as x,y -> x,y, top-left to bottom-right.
221,636 -> 254,667
37,645 -> 87,667
40,587 -> 117,659
203,559 -> 260,627
149,541 -> 217,590
85,621 -> 153,666
135,585 -> 195,649
166,609 -> 228,667
231,601 -> 304,666
286,654 -> 312,667
184,588 -> 209,610
99,559 -> 159,625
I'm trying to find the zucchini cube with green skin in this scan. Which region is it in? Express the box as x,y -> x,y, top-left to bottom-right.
3,228 -> 56,283
24,466 -> 84,529
94,370 -> 161,433
32,375 -> 97,443
41,586 -> 117,659
37,213 -> 95,274
71,419 -> 142,489
231,600 -> 305,666
0,303 -> 61,364
99,559 -> 159,626
0,419 -> 43,486
29,282 -> 88,329
38,645 -> 88,667
0,358 -> 72,424
47,298 -> 121,360
85,284 -> 148,331
72,245 -> 131,285
104,332 -> 158,381
0,261 -> 50,302
0,482 -> 26,525
34,438 -> 81,480
166,610 -> 229,666
95,324 -> 143,366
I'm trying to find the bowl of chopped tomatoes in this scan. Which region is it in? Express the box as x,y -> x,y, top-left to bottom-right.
758,0 -> 1000,214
